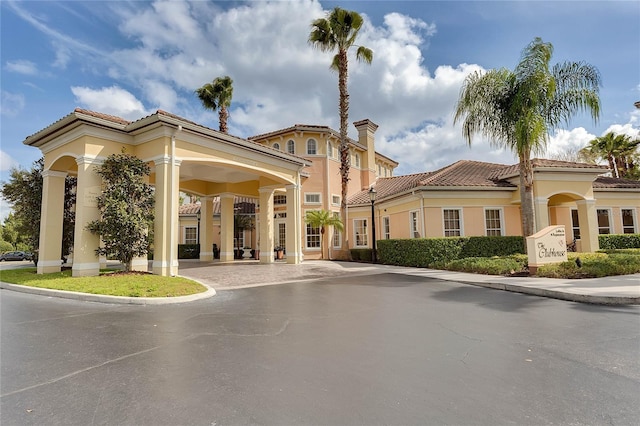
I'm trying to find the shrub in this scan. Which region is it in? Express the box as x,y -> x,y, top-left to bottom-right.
439,255 -> 528,275
536,252 -> 640,278
460,236 -> 525,257
178,244 -> 200,259
598,234 -> 640,249
377,238 -> 465,267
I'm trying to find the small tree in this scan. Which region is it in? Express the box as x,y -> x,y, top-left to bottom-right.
1,159 -> 77,264
304,209 -> 344,259
87,152 -> 154,271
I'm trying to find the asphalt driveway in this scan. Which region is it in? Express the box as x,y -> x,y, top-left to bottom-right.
2,271 -> 639,425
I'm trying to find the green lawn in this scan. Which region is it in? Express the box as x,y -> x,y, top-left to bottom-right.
0,268 -> 207,297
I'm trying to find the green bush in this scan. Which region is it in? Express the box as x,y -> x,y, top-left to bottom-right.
460,236 -> 525,257
377,238 -> 465,267
536,252 -> 640,278
438,255 -> 528,275
598,234 -> 640,249
376,236 -> 524,267
350,249 -> 372,262
178,244 -> 200,259
0,240 -> 14,252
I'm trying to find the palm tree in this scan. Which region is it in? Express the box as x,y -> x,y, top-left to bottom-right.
195,76 -> 234,133
305,210 -> 344,259
454,37 -> 601,238
583,132 -> 640,179
309,7 -> 373,250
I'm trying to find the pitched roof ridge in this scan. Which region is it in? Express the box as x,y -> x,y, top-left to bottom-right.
74,108 -> 130,125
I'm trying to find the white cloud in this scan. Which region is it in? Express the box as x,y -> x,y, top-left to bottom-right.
5,59 -> 38,75
1,91 -> 26,116
71,86 -> 150,120
546,128 -> 596,157
0,150 -> 19,172
15,0 -> 636,175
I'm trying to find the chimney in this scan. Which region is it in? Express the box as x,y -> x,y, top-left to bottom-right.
354,119 -> 378,189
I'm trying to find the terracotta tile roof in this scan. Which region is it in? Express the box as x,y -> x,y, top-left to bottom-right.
178,197 -> 258,216
489,158 -> 608,179
348,171 -> 433,204
179,203 -> 201,215
593,176 -> 640,189
420,160 -> 515,187
74,108 -> 131,125
348,160 -> 517,205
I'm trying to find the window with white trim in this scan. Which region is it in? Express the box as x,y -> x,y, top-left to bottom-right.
597,209 -> 611,234
332,212 -> 342,248
571,209 -> 581,240
306,222 -> 321,249
184,226 -> 197,244
443,209 -> 462,237
383,216 -> 390,240
354,219 -> 368,247
304,193 -> 321,204
273,142 -> 280,150
410,211 -> 420,238
274,195 -> 287,205
331,195 -> 340,206
622,209 -> 637,234
354,153 -> 360,168
484,209 -> 502,236
286,139 -> 295,154
307,139 -> 317,155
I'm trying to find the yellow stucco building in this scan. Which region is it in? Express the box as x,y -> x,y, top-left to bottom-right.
25,109 -> 640,276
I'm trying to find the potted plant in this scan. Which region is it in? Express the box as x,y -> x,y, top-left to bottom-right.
275,246 -> 284,260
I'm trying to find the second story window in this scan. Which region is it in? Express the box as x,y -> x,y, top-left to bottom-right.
307,139 -> 317,155
304,193 -> 321,204
287,140 -> 295,154
273,142 -> 280,150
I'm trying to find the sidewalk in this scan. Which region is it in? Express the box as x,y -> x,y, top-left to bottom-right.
1,260 -> 639,305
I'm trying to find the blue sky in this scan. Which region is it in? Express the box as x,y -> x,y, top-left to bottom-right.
1,0 -> 639,215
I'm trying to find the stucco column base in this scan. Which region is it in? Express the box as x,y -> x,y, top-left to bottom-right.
72,263 -> 100,277
152,261 -> 172,277
131,256 -> 148,272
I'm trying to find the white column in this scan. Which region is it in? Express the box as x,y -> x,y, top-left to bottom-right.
219,193 -> 235,262
576,199 -> 600,252
152,157 -> 180,276
534,197 -> 550,232
286,182 -> 302,264
37,170 -> 67,274
259,187 -> 275,263
199,197 -> 214,261
72,156 -> 102,277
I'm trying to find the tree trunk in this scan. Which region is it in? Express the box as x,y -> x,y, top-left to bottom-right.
338,48 -> 350,257
219,106 -> 228,133
519,154 -> 536,247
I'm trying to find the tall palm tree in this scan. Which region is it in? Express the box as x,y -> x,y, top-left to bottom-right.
583,132 -> 640,179
454,37 -> 601,238
195,76 -> 234,133
309,7 -> 373,250
305,209 -> 344,259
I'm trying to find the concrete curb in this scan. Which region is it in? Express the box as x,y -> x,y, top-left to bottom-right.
452,279 -> 640,305
0,280 -> 216,305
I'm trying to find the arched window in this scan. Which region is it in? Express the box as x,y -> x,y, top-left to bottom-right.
307,139 -> 317,155
273,142 -> 280,150
287,140 -> 295,154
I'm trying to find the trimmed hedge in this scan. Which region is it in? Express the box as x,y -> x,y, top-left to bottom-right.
178,244 -> 200,259
598,234 -> 640,249
376,236 -> 526,267
460,236 -> 525,257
